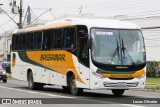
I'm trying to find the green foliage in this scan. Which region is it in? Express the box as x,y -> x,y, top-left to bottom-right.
146,61 -> 160,77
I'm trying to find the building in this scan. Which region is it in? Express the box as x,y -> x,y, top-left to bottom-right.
0,31 -> 12,62
128,18 -> 160,61
0,36 -> 5,62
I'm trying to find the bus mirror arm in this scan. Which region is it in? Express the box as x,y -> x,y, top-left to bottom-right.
87,36 -> 92,49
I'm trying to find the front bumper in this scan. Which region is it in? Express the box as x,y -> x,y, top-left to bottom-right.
90,77 -> 146,90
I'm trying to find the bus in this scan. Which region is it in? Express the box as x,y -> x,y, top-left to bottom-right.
11,17 -> 146,96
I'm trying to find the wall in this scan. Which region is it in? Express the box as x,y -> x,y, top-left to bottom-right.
0,36 -> 5,62
0,31 -> 12,62
127,19 -> 160,61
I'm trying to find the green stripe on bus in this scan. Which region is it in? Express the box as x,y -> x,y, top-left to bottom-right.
18,51 -> 58,73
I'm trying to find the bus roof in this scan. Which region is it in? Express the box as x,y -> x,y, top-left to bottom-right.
13,17 -> 140,34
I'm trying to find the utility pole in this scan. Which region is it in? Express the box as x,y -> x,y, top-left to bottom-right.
0,3 -> 3,13
9,0 -> 23,29
1,0 -> 23,29
19,0 -> 23,29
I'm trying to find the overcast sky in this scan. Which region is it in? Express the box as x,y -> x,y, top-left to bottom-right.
1,0 -> 160,34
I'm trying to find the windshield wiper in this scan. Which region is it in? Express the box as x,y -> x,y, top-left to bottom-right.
110,38 -> 120,64
121,38 -> 136,65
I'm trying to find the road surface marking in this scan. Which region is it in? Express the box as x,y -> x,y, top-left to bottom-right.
0,86 -> 148,106
121,104 -> 147,107
0,85 -> 74,98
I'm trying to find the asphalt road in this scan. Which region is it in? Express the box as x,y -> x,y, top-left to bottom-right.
0,79 -> 159,107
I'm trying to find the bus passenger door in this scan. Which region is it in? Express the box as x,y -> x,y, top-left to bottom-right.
77,25 -> 90,88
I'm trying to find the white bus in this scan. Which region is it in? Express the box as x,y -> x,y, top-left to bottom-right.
11,17 -> 146,96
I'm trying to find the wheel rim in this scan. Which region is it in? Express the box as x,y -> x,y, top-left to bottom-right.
71,79 -> 77,93
28,74 -> 33,88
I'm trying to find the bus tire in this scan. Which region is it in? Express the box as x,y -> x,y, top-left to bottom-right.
70,75 -> 83,95
112,89 -> 125,96
28,71 -> 38,90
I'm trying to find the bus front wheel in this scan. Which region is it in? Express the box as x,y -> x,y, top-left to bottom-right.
70,75 -> 83,95
28,71 -> 44,90
112,89 -> 125,96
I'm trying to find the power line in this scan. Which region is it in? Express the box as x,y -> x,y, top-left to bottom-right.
121,15 -> 160,20
83,0 -> 160,11
120,9 -> 160,16
24,0 -> 160,20
45,1 -> 160,19
30,9 -> 53,25
0,14 -> 17,27
142,26 -> 160,29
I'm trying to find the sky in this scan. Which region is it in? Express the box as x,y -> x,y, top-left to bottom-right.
1,0 -> 160,35
0,0 -> 160,61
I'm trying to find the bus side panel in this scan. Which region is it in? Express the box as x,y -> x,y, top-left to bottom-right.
49,68 -> 64,85
31,66 -> 42,83
71,54 -> 90,88
76,63 -> 90,88
11,52 -> 42,83
11,52 -> 27,81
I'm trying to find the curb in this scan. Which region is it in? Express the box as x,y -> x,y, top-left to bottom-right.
133,89 -> 160,93
144,89 -> 160,92
146,83 -> 159,85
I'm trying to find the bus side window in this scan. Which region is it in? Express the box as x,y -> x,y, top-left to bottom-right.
34,32 -> 42,50
63,27 -> 75,49
57,29 -> 62,48
43,30 -> 51,50
50,30 -> 56,49
12,35 -> 18,50
68,28 -> 75,49
63,28 -> 67,48
16,35 -> 19,50
26,33 -> 33,50
19,34 -> 26,50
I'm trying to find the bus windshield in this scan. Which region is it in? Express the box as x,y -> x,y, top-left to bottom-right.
91,28 -> 146,66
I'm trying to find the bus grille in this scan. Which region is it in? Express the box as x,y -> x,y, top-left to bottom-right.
103,82 -> 139,87
109,78 -> 134,80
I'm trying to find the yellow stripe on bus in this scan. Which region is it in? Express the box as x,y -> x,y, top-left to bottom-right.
100,69 -> 145,78
26,50 -> 85,84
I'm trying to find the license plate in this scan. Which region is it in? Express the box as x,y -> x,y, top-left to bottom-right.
117,82 -> 127,86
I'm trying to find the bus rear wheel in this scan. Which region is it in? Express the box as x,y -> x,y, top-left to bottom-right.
28,71 -> 44,90
70,75 -> 83,95
112,89 -> 125,96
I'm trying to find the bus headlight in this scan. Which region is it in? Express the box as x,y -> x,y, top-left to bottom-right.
137,73 -> 145,79
92,71 -> 105,79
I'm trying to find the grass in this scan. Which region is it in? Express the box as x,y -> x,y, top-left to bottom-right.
146,77 -> 160,84
145,77 -> 160,91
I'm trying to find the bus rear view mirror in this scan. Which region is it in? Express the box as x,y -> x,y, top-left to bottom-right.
87,37 -> 92,49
